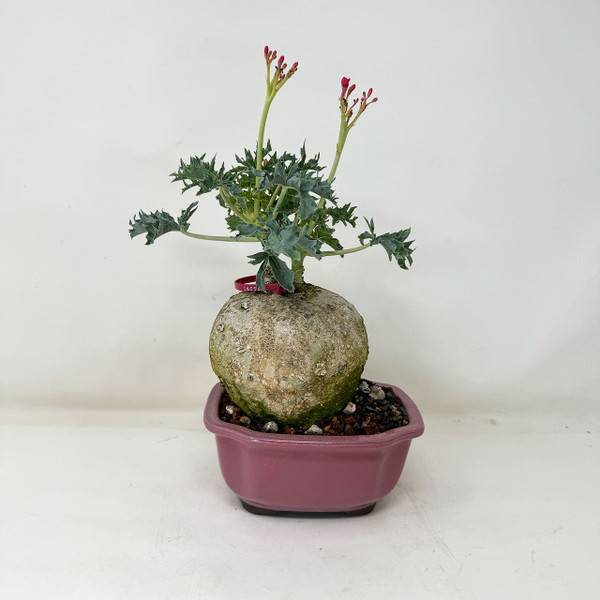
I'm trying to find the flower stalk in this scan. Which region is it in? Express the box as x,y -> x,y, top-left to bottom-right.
328,77 -> 378,183
305,77 -> 378,241
256,47 -> 298,179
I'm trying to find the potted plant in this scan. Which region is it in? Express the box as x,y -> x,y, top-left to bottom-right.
130,46 -> 424,515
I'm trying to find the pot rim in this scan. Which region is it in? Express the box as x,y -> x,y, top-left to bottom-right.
203,381 -> 424,448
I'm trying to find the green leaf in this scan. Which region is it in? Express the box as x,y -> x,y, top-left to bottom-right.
260,221 -> 323,262
128,217 -> 149,239
177,202 -> 199,230
358,217 -> 376,245
225,214 -> 245,233
268,255 -> 295,292
246,251 -> 295,292
296,226 -> 322,258
129,202 -> 200,244
263,223 -> 300,261
373,230 -> 414,269
226,215 -> 264,238
171,155 -> 235,196
255,260 -> 268,291
358,218 -> 414,269
298,142 -> 325,172
318,231 -> 343,252
327,203 -> 357,227
129,209 -> 180,245
247,251 -> 269,265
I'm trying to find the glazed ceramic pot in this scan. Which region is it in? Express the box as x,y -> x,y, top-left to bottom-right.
203,381 -> 424,515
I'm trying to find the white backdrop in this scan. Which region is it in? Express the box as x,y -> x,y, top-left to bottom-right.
1,0 -> 598,418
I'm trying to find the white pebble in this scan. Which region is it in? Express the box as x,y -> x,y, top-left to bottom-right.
359,380 -> 371,394
304,424 -> 323,435
262,421 -> 279,433
343,402 -> 357,414
225,404 -> 235,415
369,385 -> 386,400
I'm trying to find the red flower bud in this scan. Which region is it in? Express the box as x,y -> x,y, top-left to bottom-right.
341,77 -> 350,88
348,84 -> 356,95
367,88 -> 373,97
264,46 -> 269,56
278,55 -> 285,65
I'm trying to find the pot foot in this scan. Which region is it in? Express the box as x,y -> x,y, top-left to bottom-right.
345,503 -> 376,516
240,500 -> 281,516
240,499 -> 376,517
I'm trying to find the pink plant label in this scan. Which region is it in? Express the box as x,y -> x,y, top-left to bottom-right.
235,275 -> 286,295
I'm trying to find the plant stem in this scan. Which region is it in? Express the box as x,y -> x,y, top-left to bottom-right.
321,242 -> 371,257
218,187 -> 249,222
306,115 -> 351,238
327,118 -> 350,184
291,256 -> 305,285
180,230 -> 259,243
272,186 -> 288,219
255,95 -> 274,186
265,185 -> 282,213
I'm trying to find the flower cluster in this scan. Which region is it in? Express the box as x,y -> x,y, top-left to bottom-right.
264,45 -> 298,91
340,76 -> 378,126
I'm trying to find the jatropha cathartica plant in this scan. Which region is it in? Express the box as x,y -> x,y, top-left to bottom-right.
129,46 -> 414,292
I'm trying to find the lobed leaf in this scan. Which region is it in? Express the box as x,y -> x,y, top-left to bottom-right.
326,203 -> 357,227
129,209 -> 179,245
171,155 -> 236,196
358,218 -> 414,269
129,202 -> 199,245
247,250 -> 295,293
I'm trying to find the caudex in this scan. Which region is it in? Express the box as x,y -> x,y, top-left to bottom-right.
130,45 -> 414,292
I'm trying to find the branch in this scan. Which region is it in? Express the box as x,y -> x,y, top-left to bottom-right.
180,230 -> 259,243
218,186 -> 251,223
321,242 -> 371,257
272,186 -> 289,219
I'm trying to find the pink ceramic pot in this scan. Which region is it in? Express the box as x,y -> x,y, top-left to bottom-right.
203,382 -> 424,515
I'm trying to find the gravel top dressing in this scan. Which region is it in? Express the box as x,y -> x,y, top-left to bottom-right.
218,379 -> 410,436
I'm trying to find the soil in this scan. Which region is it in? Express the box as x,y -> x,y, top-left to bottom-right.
218,379 -> 410,435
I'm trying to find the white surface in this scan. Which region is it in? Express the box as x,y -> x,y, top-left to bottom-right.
1,413 -> 598,599
1,0 -> 599,415
2,2 -> 598,596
